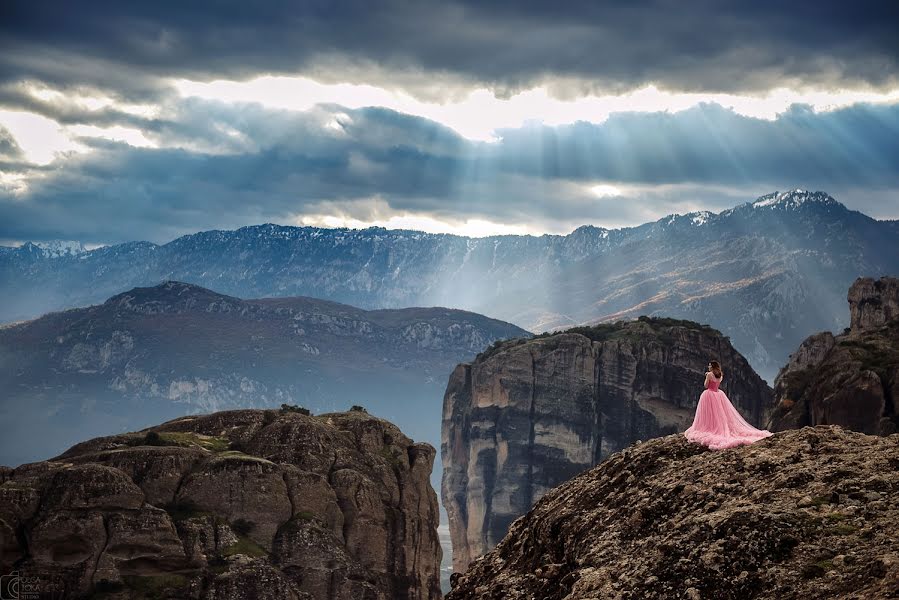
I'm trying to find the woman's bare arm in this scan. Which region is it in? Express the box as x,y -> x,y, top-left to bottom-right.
704,371 -> 711,389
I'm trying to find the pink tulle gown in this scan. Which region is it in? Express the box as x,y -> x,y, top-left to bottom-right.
684,375 -> 773,450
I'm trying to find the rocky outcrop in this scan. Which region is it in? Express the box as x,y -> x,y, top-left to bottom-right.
447,427 -> 899,600
848,276 -> 899,331
441,317 -> 773,572
768,277 -> 899,435
0,408 -> 442,599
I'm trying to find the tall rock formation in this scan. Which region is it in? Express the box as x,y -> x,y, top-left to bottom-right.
447,427 -> 899,600
0,408 -> 442,599
768,276 -> 899,435
441,317 -> 773,572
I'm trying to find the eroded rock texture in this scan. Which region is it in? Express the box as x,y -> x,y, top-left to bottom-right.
769,277 -> 899,436
441,317 -> 773,571
448,427 -> 899,600
0,408 -> 442,599
849,276 -> 899,331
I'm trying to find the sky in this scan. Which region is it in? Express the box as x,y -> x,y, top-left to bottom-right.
1,0 -> 899,246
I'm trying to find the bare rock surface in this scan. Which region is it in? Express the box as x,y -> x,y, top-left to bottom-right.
447,426 -> 899,600
849,276 -> 899,331
0,407 -> 442,599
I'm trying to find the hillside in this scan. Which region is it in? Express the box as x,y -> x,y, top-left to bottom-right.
447,427 -> 899,600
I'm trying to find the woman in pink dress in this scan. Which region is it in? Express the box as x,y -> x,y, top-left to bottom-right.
684,360 -> 773,449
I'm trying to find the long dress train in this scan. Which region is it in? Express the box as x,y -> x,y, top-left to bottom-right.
684,376 -> 773,450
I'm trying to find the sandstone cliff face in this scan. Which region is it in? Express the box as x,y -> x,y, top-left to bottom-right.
769,277 -> 899,435
0,408 -> 442,599
441,317 -> 773,572
848,276 -> 899,330
447,427 -> 899,600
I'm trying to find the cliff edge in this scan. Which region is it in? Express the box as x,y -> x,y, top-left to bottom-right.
448,426 -> 899,600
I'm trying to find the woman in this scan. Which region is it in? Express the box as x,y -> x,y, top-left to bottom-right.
684,360 -> 773,449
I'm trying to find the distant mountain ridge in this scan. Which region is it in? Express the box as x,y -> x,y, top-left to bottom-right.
2,190 -> 897,379
0,281 -> 527,473
3,239 -> 89,258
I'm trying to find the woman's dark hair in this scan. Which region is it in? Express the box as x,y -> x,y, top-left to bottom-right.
709,360 -> 723,379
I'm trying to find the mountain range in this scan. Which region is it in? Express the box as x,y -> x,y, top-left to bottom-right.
2,190 -> 896,381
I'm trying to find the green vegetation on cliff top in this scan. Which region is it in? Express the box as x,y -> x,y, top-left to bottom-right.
476,315 -> 726,362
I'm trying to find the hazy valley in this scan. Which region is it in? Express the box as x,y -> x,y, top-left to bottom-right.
0,280 -> 526,477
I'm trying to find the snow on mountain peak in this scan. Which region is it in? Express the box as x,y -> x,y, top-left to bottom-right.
27,240 -> 89,258
691,211 -> 712,225
661,210 -> 713,227
751,190 -> 838,210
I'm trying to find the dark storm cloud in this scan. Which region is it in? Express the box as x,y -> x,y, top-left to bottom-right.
2,0 -> 898,100
1,98 -> 898,244
0,125 -> 23,159
0,83 -> 164,130
490,103 -> 899,186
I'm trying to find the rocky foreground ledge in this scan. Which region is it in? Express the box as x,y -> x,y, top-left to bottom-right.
447,427 -> 899,600
0,407 -> 442,599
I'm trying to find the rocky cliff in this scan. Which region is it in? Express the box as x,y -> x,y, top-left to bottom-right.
849,276 -> 899,330
768,276 -> 899,435
447,427 -> 899,600
441,317 -> 773,572
0,408 -> 442,599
